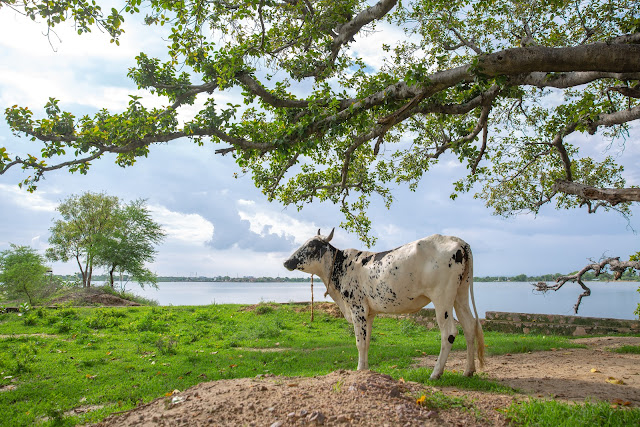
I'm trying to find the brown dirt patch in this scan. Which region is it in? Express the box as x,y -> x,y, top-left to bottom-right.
294,302 -> 344,318
47,288 -> 140,307
94,370 -> 511,426
89,336 -> 640,426
418,336 -> 640,406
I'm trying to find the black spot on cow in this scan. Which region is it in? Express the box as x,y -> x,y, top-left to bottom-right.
444,311 -> 448,319
361,255 -> 372,266
448,335 -> 455,344
330,249 -> 348,291
452,249 -> 463,264
373,250 -> 391,262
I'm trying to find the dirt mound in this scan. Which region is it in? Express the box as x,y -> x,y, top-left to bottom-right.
48,288 -> 140,307
294,302 -> 344,318
241,302 -> 343,318
93,370 -> 510,426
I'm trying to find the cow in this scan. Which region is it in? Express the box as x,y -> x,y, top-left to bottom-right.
283,228 -> 484,380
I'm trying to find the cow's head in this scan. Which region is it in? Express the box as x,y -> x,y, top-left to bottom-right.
283,228 -> 335,273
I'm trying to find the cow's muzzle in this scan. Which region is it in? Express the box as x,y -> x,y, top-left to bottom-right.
283,258 -> 298,271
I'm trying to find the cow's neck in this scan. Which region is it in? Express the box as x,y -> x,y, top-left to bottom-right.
318,245 -> 342,293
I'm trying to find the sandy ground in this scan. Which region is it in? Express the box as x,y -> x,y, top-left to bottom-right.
92,336 -> 640,426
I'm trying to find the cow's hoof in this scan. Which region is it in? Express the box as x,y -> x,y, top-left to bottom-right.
429,373 -> 441,381
463,370 -> 475,377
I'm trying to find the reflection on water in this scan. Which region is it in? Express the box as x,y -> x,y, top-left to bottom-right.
130,281 -> 640,320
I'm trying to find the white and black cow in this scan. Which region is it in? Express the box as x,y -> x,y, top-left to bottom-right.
284,229 -> 484,380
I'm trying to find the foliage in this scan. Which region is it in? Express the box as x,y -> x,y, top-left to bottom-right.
46,192 -> 120,288
0,244 -> 55,305
93,199 -> 165,289
1,0 -> 639,244
0,303 -> 585,424
46,192 -> 164,289
0,0 -> 126,42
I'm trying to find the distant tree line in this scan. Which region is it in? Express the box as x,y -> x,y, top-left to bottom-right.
156,276 -> 322,283
475,270 -> 639,283
49,274 -> 322,284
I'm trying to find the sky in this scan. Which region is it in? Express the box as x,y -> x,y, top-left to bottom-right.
0,6 -> 638,280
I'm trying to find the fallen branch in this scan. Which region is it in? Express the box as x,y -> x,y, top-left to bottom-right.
533,257 -> 640,314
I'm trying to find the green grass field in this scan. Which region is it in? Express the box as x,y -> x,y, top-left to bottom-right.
0,303 -> 637,426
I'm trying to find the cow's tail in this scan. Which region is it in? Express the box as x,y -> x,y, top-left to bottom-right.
465,245 -> 485,368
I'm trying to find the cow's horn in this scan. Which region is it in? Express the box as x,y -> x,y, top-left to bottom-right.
317,229 -> 321,236
326,227 -> 335,242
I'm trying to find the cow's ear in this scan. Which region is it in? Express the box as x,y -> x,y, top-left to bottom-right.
326,227 -> 335,243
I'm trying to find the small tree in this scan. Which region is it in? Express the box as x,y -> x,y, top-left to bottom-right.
46,192 -> 119,288
0,244 -> 50,305
94,199 -> 165,289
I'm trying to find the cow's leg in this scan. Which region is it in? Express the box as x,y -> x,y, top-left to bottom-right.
454,297 -> 477,377
351,307 -> 371,370
431,300 -> 458,380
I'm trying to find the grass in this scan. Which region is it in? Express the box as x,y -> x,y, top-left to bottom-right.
504,399 -> 640,426
613,345 -> 640,354
0,304 -> 636,425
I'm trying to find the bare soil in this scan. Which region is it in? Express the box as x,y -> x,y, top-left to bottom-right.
47,288 -> 141,307
93,336 -> 640,426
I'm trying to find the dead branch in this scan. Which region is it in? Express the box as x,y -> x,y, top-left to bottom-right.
533,257 -> 640,314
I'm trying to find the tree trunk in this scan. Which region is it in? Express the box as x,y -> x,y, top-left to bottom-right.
109,266 -> 115,288
76,255 -> 87,288
21,282 -> 34,306
87,264 -> 93,288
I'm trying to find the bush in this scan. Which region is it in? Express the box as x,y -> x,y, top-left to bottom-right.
0,245 -> 53,305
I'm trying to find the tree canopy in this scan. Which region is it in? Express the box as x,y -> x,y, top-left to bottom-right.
46,192 -> 165,288
46,192 -> 121,288
1,0 -> 639,244
94,199 -> 166,289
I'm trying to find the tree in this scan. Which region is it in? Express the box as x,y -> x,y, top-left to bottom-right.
46,192 -> 165,289
1,0 -> 639,245
46,192 -> 120,288
93,199 -> 166,289
0,244 -> 51,305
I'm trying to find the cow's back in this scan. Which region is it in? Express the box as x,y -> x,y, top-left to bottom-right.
359,234 -> 470,314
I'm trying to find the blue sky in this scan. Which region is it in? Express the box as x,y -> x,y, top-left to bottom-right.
0,7 -> 638,279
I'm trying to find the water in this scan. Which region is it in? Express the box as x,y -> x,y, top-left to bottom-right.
129,281 -> 640,320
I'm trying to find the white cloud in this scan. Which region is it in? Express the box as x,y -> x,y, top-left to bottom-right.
0,184 -> 58,212
348,22 -> 416,71
149,205 -> 214,246
237,200 -> 316,244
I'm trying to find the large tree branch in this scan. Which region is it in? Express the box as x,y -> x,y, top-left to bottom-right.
479,43 -> 640,75
517,72 -> 640,89
552,180 -> 640,205
6,34 -> 640,184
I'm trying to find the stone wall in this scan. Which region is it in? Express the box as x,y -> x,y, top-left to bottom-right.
482,311 -> 640,336
383,308 -> 639,336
